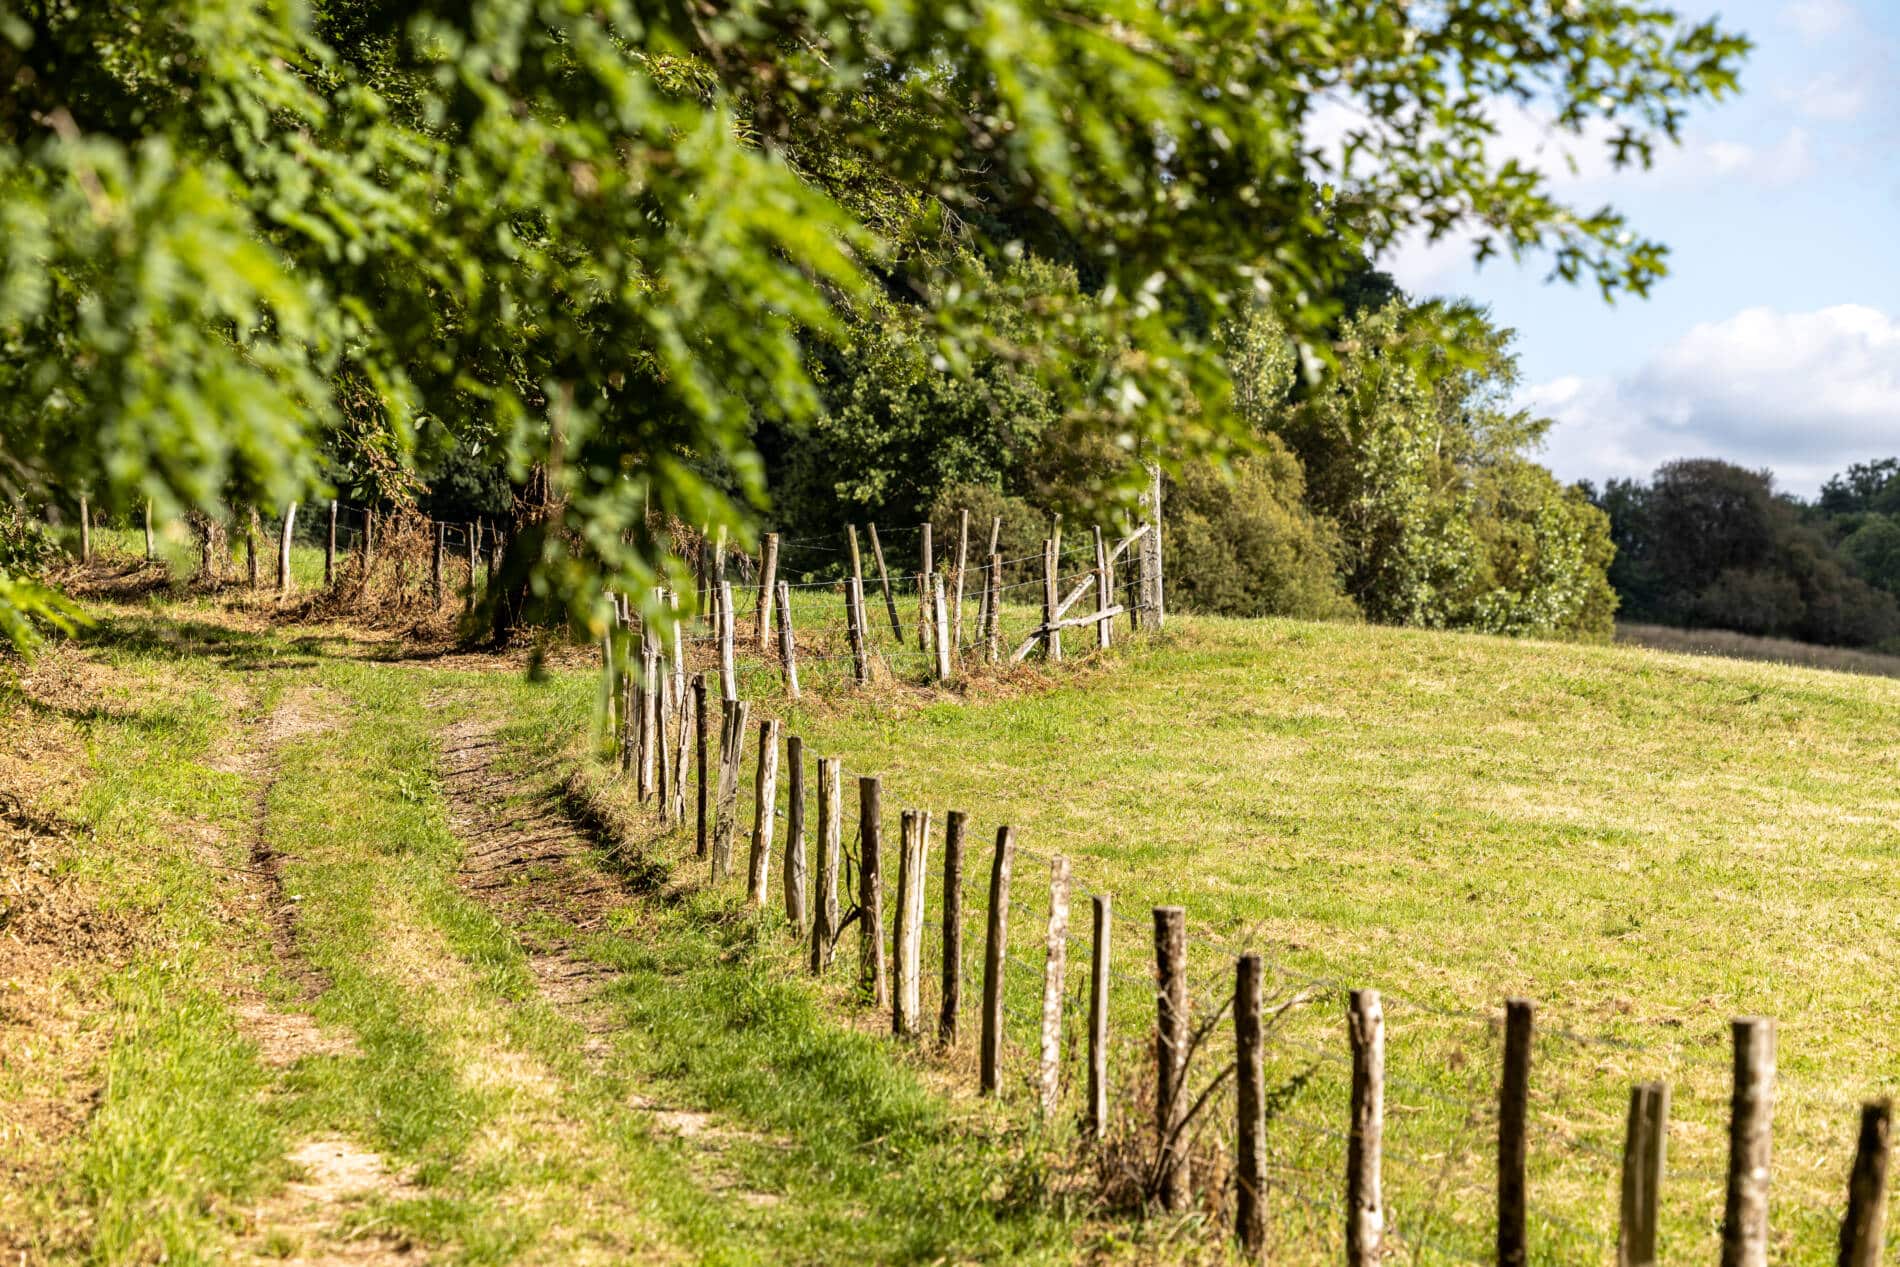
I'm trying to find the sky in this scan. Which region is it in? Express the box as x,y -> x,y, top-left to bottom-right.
1374,0 -> 1900,499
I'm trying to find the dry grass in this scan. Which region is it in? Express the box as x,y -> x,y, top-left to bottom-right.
1616,621 -> 1900,679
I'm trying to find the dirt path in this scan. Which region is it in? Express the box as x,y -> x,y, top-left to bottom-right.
435,717 -> 783,1203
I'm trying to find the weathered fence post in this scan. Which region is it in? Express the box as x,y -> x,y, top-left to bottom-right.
847,523 -> 863,592
143,500 -> 155,561
809,756 -> 841,973
933,571 -> 953,683
746,718 -> 781,906
639,635 -> 660,798
986,552 -> 1003,664
1154,906 -> 1189,1209
655,666 -> 674,817
1087,893 -> 1111,1140
463,519 -> 476,608
326,501 -> 339,587
846,576 -> 871,686
1722,1017 -> 1776,1267
693,674 -> 709,857
1840,1100 -> 1892,1267
1235,952 -> 1266,1261
1138,461 -> 1165,630
1347,989 -> 1385,1267
78,494 -> 90,563
953,507 -> 970,656
718,580 -> 737,703
775,581 -> 799,700
1619,1082 -> 1669,1267
1093,525 -> 1112,651
278,502 -> 298,599
893,809 -> 930,1038
858,776 -> 888,1008
1042,539 -> 1062,662
1038,855 -> 1071,1119
979,825 -> 1015,1096
918,523 -> 934,651
710,699 -> 750,880
868,522 -> 903,642
246,507 -> 260,588
940,810 -> 966,1047
1500,998 -> 1534,1267
783,736 -> 806,934
755,532 -> 778,652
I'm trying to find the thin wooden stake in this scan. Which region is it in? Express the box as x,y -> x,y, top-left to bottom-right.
711,699 -> 749,881
775,580 -> 800,700
278,502 -> 298,599
78,495 -> 90,562
940,810 -> 966,1047
463,519 -> 476,608
1619,1082 -> 1669,1267
953,508 -> 970,656
143,500 -> 155,561
1087,894 -> 1111,1140
858,776 -> 887,1008
1347,989 -> 1385,1267
892,809 -> 930,1038
979,826 -> 1015,1096
1499,998 -> 1534,1267
783,736 -> 807,934
1094,525 -> 1112,651
986,552 -> 1002,664
1722,1017 -> 1776,1267
933,571 -> 952,682
846,576 -> 870,686
746,718 -> 780,905
847,524 -> 863,591
810,757 -> 842,973
755,533 -> 779,651
693,674 -> 709,857
868,522 -> 903,641
246,507 -> 260,588
717,580 -> 737,702
1042,538 -> 1062,662
1154,906 -> 1189,1209
1038,855 -> 1071,1118
326,500 -> 338,586
919,523 -> 934,651
1840,1099 -> 1892,1267
1236,952 -> 1266,1260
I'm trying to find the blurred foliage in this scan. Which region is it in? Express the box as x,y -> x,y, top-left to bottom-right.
0,0 -> 1746,648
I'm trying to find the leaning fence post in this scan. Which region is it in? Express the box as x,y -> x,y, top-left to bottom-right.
846,576 -> 871,686
755,533 -> 779,652
979,826 -> 1015,1096
1619,1082 -> 1669,1267
775,580 -> 800,699
1093,525 -> 1112,651
1347,989 -> 1385,1267
693,674 -> 709,857
1038,855 -> 1071,1119
809,757 -> 841,973
783,736 -> 807,934
933,571 -> 953,683
277,502 -> 298,599
1235,952 -> 1266,1261
1722,1017 -> 1776,1267
868,522 -> 903,642
1154,905 -> 1189,1210
893,809 -> 930,1038
1087,893 -> 1111,1140
710,700 -> 750,881
746,718 -> 781,906
1500,998 -> 1534,1267
940,810 -> 966,1047
858,776 -> 888,1008
1840,1099 -> 1892,1267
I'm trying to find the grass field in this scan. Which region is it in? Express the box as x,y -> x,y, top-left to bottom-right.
7,576 -> 1900,1263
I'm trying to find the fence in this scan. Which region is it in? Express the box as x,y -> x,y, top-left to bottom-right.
593,674 -> 1899,1266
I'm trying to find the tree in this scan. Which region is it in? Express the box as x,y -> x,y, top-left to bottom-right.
0,0 -> 1748,649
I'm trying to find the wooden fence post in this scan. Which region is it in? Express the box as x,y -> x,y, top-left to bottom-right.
143,500 -> 155,561
979,826 -> 1015,1096
953,508 -> 970,657
1154,906 -> 1189,1209
1041,539 -> 1061,661
846,576 -> 871,686
919,523 -> 934,651
639,637 -> 660,798
1037,855 -> 1071,1119
711,699 -> 750,881
1087,893 -> 1111,1140
1619,1082 -> 1669,1267
655,665 -> 674,818
868,522 -> 903,642
277,502 -> 298,599
718,580 -> 737,703
1094,525 -> 1112,651
893,809 -> 930,1038
1236,952 -> 1266,1261
940,810 -> 966,1047
809,756 -> 841,973
783,736 -> 807,934
1138,461 -> 1165,630
462,520 -> 476,607
78,494 -> 90,563
246,507 -> 260,588
986,552 -> 1003,664
670,630 -> 691,827
1500,998 -> 1534,1267
933,571 -> 953,683
1840,1100 -> 1893,1267
1722,1017 -> 1776,1267
693,674 -> 709,856
1347,989 -> 1385,1267
858,775 -> 887,1008
755,533 -> 778,652
775,581 -> 800,700
326,500 -> 339,587
847,523 -> 863,593
746,718 -> 780,906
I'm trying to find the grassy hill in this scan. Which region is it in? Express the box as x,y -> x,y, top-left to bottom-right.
6,573 -> 1899,1263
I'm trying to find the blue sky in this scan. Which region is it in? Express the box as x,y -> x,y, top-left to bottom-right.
1376,0 -> 1900,498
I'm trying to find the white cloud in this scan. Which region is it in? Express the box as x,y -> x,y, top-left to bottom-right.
1524,305 -> 1900,495
1779,72 -> 1871,122
1781,0 -> 1859,42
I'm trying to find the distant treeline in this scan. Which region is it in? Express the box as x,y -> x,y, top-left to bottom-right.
1584,459 -> 1900,651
